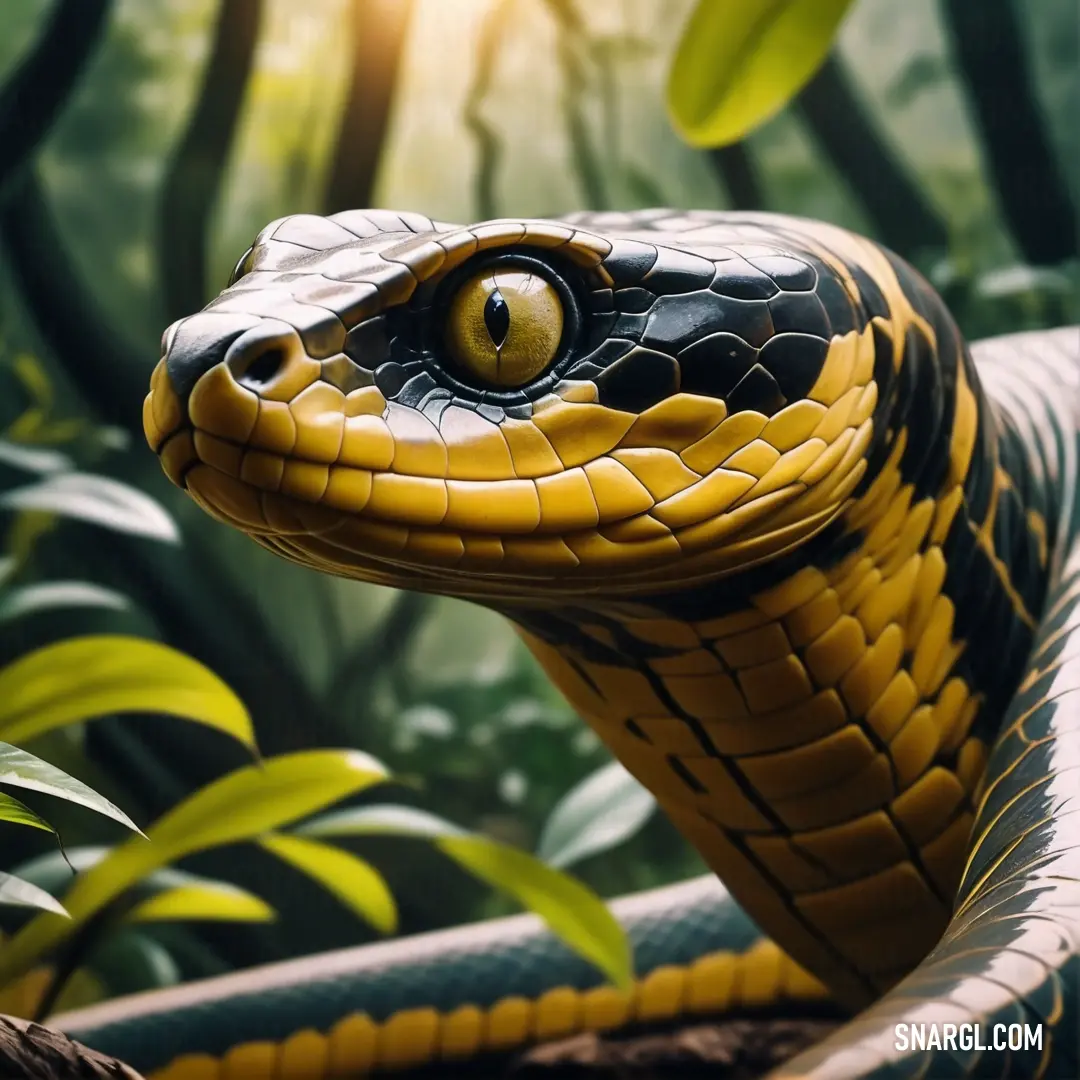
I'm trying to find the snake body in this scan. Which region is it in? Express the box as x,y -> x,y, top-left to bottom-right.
57,209 -> 1079,1077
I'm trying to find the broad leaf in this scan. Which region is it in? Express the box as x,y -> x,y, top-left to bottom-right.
260,833 -> 396,933
439,836 -> 632,990
125,883 -> 275,925
0,473 -> 178,542
0,636 -> 256,751
0,582 -> 130,624
666,0 -> 856,147
0,791 -> 55,834
0,439 -> 70,476
0,873 -> 68,917
298,803 -> 467,841
0,750 -> 388,984
536,762 -> 657,869
0,744 -> 139,834
303,803 -> 631,989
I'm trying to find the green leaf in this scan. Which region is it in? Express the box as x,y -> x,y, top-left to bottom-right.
298,803 -> 468,841
260,833 -> 396,934
0,750 -> 389,985
0,635 -> 256,751
0,743 -> 139,834
439,835 -> 632,990
536,762 -> 657,869
0,473 -> 178,542
125,882 -> 275,925
303,803 -> 632,989
666,0 -> 856,147
0,439 -> 70,476
0,791 -> 55,834
0,873 -> 68,917
0,582 -> 131,624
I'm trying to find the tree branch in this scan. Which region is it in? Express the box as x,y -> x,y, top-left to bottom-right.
0,169 -> 147,434
0,0 -> 112,203
707,144 -> 764,210
322,0 -> 416,214
463,0 -> 512,219
939,0 -> 1076,264
158,0 -> 263,324
795,54 -> 948,259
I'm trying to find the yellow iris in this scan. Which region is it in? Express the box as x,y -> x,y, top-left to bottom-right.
444,269 -> 563,387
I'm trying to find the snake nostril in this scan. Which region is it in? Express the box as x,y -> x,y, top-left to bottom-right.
236,347 -> 286,390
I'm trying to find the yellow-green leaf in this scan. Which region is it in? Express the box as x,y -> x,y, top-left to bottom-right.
666,0 -> 856,147
0,749 -> 388,985
0,872 -> 68,918
0,635 -> 256,751
302,804 -> 631,989
125,883 -> 275,925
0,743 -> 139,835
0,792 -> 54,834
260,833 -> 397,934
438,835 -> 632,990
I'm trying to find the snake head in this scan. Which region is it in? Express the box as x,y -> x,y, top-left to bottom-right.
144,209 -> 884,600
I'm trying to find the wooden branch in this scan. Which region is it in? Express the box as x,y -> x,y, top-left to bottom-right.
158,0 -> 264,324
939,0 -> 1076,264
0,1015 -> 142,1080
0,169 -> 147,434
322,0 -> 417,214
0,0 -> 112,202
796,54 -> 948,259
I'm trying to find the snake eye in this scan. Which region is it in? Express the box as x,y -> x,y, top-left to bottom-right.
444,268 -> 564,388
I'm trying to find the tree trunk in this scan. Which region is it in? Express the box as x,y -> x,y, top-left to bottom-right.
0,1015 -> 143,1079
322,0 -> 416,214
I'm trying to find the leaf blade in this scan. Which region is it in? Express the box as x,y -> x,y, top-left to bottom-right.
0,872 -> 69,917
260,833 -> 397,934
0,750 -> 389,985
0,473 -> 178,542
666,0 -> 856,147
0,743 -> 140,834
125,883 -> 276,925
536,762 -> 657,869
0,582 -> 131,624
439,834 -> 633,990
0,636 -> 256,751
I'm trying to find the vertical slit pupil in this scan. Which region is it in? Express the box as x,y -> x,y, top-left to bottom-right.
484,289 -> 511,348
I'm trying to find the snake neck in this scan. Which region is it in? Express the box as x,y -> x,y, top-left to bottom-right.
505,309 -> 1059,1011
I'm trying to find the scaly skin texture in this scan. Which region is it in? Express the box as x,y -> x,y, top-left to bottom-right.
78,209 -> 1079,1079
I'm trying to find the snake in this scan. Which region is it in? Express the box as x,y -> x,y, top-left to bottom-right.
53,208 -> 1078,1078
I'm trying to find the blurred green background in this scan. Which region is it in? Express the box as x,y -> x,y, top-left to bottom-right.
0,0 -> 1076,1017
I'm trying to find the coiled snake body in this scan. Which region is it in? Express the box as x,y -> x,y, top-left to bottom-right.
59,210 -> 1079,1078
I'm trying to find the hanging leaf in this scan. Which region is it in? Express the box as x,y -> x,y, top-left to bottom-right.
0,791 -> 55,834
0,439 -> 70,476
0,635 -> 256,752
259,833 -> 396,934
666,0 -> 856,147
297,803 -> 468,841
0,750 -> 389,985
302,803 -> 631,989
125,883 -> 275,925
0,743 -> 139,834
0,582 -> 131,624
536,761 -> 657,869
0,873 -> 68,917
0,473 -> 178,542
439,836 -> 632,989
